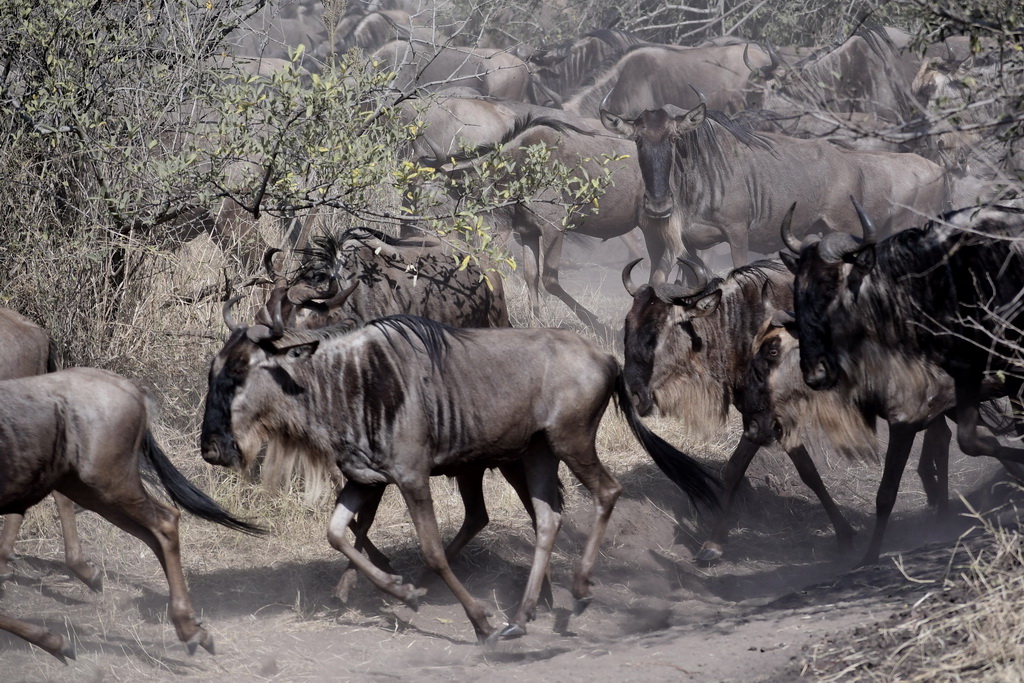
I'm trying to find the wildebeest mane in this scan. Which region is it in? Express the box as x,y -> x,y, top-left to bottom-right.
445,115 -> 599,164
372,314 -> 454,370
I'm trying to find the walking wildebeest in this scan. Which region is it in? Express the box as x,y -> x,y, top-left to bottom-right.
261,226 -> 531,601
600,102 -> 948,271
742,298 -> 963,565
0,308 -> 101,593
779,201 -> 1024,562
620,258 -> 859,560
200,305 -> 720,642
0,368 -> 261,661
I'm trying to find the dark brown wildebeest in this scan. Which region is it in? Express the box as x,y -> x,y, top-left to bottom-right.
741,297 -> 963,566
0,368 -> 261,661
600,102 -> 948,271
0,308 -> 102,593
563,42 -> 776,119
620,258 -> 861,561
200,308 -> 720,642
374,39 -> 531,101
779,201 -> 1024,563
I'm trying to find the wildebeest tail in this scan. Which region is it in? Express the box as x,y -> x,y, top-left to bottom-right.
614,373 -> 722,509
140,430 -> 265,535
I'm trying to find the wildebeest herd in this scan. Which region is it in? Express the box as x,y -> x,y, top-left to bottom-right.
3,0 -> 1024,663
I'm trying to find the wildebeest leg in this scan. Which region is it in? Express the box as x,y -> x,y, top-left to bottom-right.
517,228 -> 544,323
57,477 -> 214,654
955,380 -> 1024,462
444,466 -> 491,561
558,449 -> 622,613
0,612 -> 75,663
783,444 -> 855,551
333,485 -> 394,602
538,227 -> 613,338
397,479 -> 496,643
859,423 -> 918,566
0,513 -> 25,580
696,437 -> 759,562
52,492 -> 102,591
917,418 -> 951,516
501,453 -> 562,638
326,482 -> 427,608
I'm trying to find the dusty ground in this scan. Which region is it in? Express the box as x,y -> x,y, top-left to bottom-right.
2,420 -> 1021,683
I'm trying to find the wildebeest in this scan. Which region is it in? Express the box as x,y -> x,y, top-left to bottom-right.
200,307 -> 720,642
742,299 -> 961,565
600,102 -> 948,270
0,368 -> 260,661
0,308 -> 101,593
620,258 -> 859,560
563,42 -> 776,119
261,226 -> 519,599
373,39 -> 531,101
267,226 -> 510,330
779,201 -> 1024,561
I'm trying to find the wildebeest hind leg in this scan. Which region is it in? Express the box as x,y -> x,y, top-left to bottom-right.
501,454 -> 561,639
327,482 -> 426,608
58,479 -> 213,654
52,492 -> 102,591
0,513 -> 25,580
397,479 -> 496,642
560,450 -> 622,612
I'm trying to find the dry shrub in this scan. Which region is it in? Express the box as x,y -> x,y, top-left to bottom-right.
800,490 -> 1024,682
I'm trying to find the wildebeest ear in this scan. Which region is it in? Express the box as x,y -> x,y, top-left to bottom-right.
600,109 -> 635,138
779,250 -> 799,274
274,340 -> 320,361
672,102 -> 706,133
692,290 -> 722,317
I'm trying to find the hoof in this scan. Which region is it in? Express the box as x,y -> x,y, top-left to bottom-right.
573,596 -> 592,616
185,630 -> 214,656
499,623 -> 527,639
694,544 -> 723,563
81,570 -> 103,593
404,587 -> 427,612
481,629 -> 502,648
47,636 -> 76,664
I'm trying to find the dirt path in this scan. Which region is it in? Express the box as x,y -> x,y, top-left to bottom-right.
1,444 -> 1018,682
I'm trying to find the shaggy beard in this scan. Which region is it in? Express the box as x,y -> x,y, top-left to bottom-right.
652,373 -> 730,441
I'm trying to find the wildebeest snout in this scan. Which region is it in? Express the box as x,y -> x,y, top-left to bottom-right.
642,193 -> 674,220
802,360 -> 833,390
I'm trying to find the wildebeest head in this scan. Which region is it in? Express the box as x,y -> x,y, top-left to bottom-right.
621,258 -> 729,429
200,295 -> 321,473
741,291 -> 798,445
601,103 -> 708,220
779,200 -> 877,391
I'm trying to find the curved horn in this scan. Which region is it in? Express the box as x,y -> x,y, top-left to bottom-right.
780,202 -> 803,253
743,42 -> 757,74
322,278 -> 360,310
765,39 -> 783,72
621,258 -> 642,297
850,196 -> 877,246
223,295 -> 244,332
676,256 -> 709,289
263,248 -> 284,281
689,83 -> 707,103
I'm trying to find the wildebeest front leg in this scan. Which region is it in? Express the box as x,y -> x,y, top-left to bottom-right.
917,418 -> 951,515
783,444 -> 855,551
327,482 -> 425,607
0,612 -> 76,663
397,479 -> 496,643
697,437 -> 760,562
0,513 -> 25,581
333,484 -> 396,602
501,454 -> 561,638
859,424 -> 917,566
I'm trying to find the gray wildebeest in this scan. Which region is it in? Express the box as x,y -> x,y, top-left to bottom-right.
373,39 -> 531,101
779,201 -> 1024,562
600,102 -> 948,271
0,367 -> 261,662
620,257 -> 859,561
563,42 -> 776,119
741,294 -> 961,565
199,309 -> 720,642
261,226 -> 522,600
0,308 -> 101,593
